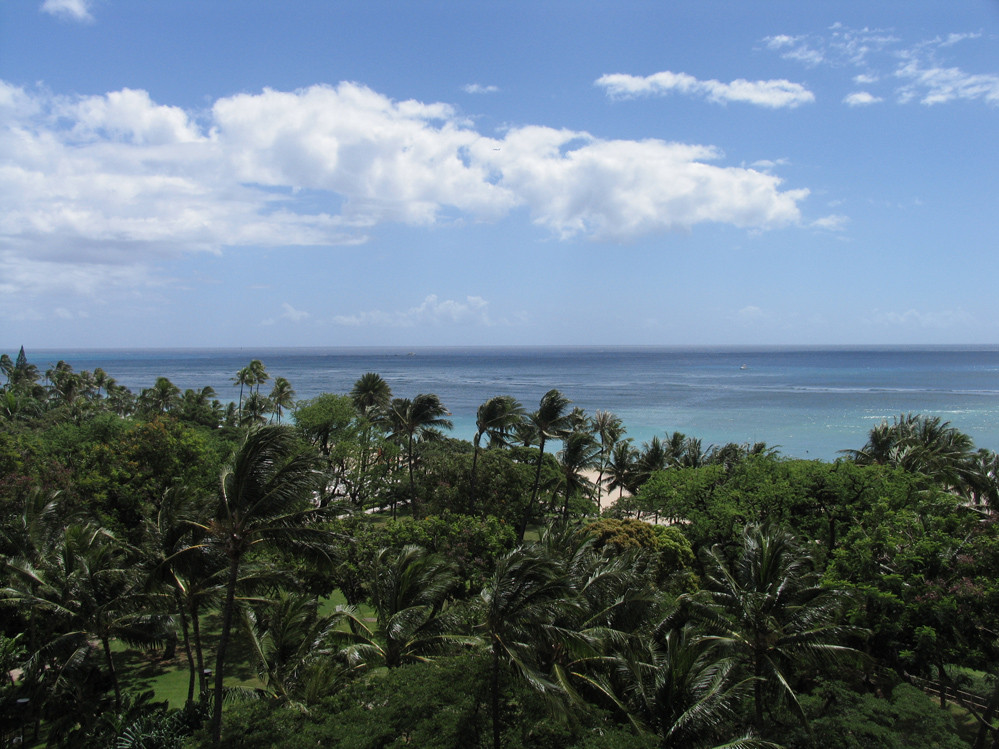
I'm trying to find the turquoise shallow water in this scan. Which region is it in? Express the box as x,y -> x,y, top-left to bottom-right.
23,345 -> 999,461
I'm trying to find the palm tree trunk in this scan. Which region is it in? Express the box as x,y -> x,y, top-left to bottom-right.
408,433 -> 418,520
212,555 -> 241,743
101,635 -> 122,710
175,593 -> 196,704
518,437 -> 547,542
491,645 -> 502,749
191,600 -> 207,698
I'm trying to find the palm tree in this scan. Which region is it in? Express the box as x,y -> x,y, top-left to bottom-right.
471,395 -> 526,499
477,544 -> 575,749
141,376 -> 181,414
682,524 -> 863,734
195,425 -> 332,742
248,359 -> 269,395
556,431 -> 600,519
605,440 -> 638,500
614,625 -> 766,748
518,390 -> 573,541
331,545 -> 469,669
3,524 -> 158,711
350,372 -> 393,416
590,411 -> 624,512
387,394 -> 452,519
241,391 -> 271,426
268,376 -> 295,423
232,365 -> 253,422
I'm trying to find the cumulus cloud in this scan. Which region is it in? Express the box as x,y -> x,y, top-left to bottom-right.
843,91 -> 882,107
333,295 -> 491,327
0,79 -> 808,297
41,0 -> 93,22
596,71 -> 814,108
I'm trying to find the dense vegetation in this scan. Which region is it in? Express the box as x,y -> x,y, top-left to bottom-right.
1,348 -> 998,748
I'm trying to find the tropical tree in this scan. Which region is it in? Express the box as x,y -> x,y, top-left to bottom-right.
477,544 -> 575,749
350,372 -> 393,417
555,430 -> 600,519
194,425 -> 333,742
471,395 -> 526,500
387,394 -> 452,519
140,376 -> 181,415
232,365 -> 253,422
682,524 -> 863,734
268,377 -> 295,423
331,545 -> 468,670
518,389 -> 573,541
241,391 -> 271,426
590,411 -> 624,512
605,439 -> 638,500
615,624 -> 766,748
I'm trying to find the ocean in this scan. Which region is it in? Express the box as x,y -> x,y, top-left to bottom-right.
23,346 -> 999,461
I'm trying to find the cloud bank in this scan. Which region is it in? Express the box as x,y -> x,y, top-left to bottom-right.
0,80 -> 807,296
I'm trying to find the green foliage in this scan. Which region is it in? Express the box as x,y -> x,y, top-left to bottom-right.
774,679 -> 966,749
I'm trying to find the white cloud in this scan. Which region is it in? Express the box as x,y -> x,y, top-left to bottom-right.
41,0 -> 93,22
895,59 -> 999,105
843,91 -> 882,107
463,83 -> 499,94
811,214 -> 849,231
0,80 -> 809,298
766,24 -> 997,108
334,295 -> 491,327
596,71 -> 814,108
281,302 -> 310,322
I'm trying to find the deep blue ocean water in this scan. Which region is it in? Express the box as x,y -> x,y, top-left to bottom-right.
24,346 -> 999,461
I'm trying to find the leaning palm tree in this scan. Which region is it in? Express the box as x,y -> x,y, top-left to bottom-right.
471,395 -> 526,499
195,425 -> 332,742
682,524 -> 863,734
518,389 -> 573,541
387,394 -> 452,519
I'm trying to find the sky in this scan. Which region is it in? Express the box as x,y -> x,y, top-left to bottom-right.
1,1 -> 998,349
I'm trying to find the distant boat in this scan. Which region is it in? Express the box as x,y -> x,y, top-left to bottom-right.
740,364 -> 748,370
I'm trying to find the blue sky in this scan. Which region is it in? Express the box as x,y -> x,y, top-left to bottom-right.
1,1 -> 997,348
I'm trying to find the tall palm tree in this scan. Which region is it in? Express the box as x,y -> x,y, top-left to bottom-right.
471,395 -> 526,499
683,524 -> 863,734
141,376 -> 181,414
590,411 -> 624,512
477,544 -> 576,749
387,394 -> 452,519
518,390 -> 573,541
232,365 -> 253,422
195,425 -> 332,742
248,359 -> 269,395
556,431 -> 600,519
268,376 -> 296,423
241,391 -> 271,426
605,440 -> 638,499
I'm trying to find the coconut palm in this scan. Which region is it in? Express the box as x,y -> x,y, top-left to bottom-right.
614,625 -> 768,748
195,425 -> 332,742
387,394 -> 452,519
682,524 -> 863,734
518,390 -> 573,541
605,440 -> 638,499
241,391 -> 271,426
268,376 -> 296,423
331,545 -> 469,670
556,430 -> 600,519
590,411 -> 624,512
477,544 -> 576,749
140,376 -> 181,414
232,365 -> 253,422
350,372 -> 393,417
2,523 -> 159,710
471,395 -> 526,499
248,359 -> 269,395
